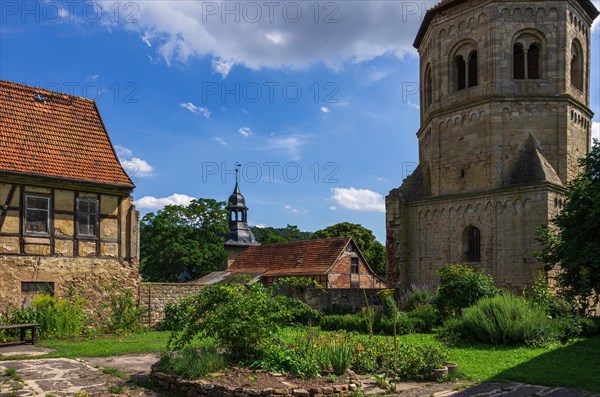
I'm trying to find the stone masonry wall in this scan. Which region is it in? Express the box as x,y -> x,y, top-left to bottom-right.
139,282 -> 206,324
0,255 -> 139,317
273,286 -> 385,313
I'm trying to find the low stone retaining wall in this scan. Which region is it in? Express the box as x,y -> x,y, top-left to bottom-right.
138,282 -> 206,324
151,370 -> 362,397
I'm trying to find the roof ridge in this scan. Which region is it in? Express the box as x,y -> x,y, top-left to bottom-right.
0,79 -> 96,103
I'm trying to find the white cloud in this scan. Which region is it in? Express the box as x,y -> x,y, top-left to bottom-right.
284,204 -> 300,213
377,177 -> 388,183
115,145 -> 154,177
212,58 -> 234,78
238,127 -> 252,137
214,137 -> 227,146
331,187 -> 385,212
329,206 -> 337,211
134,194 -> 195,210
95,2 -> 421,72
253,223 -> 268,228
320,106 -> 330,113
179,102 -> 210,118
263,135 -> 307,160
592,122 -> 600,143
407,100 -> 420,111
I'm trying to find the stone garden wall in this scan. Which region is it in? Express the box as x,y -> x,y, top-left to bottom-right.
138,282 -> 205,324
273,287 -> 385,313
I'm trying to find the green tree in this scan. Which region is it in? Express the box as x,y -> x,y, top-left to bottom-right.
140,198 -> 228,282
312,222 -> 386,279
251,224 -> 312,244
536,141 -> 600,313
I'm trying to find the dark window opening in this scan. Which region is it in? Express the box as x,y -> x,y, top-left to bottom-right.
77,198 -> 98,237
571,43 -> 583,91
468,51 -> 478,87
24,195 -> 50,234
455,56 -> 466,90
527,44 -> 540,79
466,226 -> 481,263
514,43 -> 525,79
425,65 -> 433,108
350,257 -> 359,274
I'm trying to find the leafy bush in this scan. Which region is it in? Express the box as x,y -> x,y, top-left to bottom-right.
400,284 -> 437,312
405,305 -> 441,333
102,285 -> 145,334
169,282 -> 317,361
437,264 -> 501,318
0,306 -> 38,341
320,314 -> 368,334
32,294 -> 87,338
524,272 -> 575,318
448,294 -> 549,345
379,291 -> 399,320
156,343 -> 227,379
387,343 -> 448,380
159,298 -> 194,331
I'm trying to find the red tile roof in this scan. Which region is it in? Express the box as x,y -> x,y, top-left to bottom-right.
229,237 -> 353,276
0,80 -> 134,188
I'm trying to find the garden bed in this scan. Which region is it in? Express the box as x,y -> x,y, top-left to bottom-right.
151,366 -> 361,397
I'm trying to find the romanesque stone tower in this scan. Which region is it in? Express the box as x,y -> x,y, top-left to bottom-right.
386,0 -> 598,291
223,167 -> 259,268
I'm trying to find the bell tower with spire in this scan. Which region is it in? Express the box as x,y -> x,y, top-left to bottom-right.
223,163 -> 259,268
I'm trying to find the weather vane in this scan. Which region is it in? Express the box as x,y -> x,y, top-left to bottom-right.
235,162 -> 242,184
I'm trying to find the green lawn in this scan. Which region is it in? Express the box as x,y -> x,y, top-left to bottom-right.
36,331 -> 172,358
3,330 -> 599,392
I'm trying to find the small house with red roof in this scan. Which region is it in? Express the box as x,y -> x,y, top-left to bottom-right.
198,181 -> 385,289
227,237 -> 386,289
0,80 -> 139,309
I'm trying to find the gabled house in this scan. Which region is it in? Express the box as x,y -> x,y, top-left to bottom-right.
200,237 -> 385,289
0,80 -> 139,309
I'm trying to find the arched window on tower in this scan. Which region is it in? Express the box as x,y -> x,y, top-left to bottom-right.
465,226 -> 481,263
571,41 -> 583,91
424,64 -> 433,109
513,43 -> 525,79
514,41 -> 541,79
454,55 -> 466,90
468,51 -> 478,87
527,44 -> 540,79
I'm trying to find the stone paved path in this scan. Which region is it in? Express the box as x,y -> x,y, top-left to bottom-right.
1,353 -> 598,397
0,357 -> 163,397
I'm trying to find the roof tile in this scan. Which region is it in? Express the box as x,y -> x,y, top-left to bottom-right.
0,80 -> 134,187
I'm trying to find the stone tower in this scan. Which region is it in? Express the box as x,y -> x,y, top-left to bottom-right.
223,166 -> 259,268
386,0 -> 598,290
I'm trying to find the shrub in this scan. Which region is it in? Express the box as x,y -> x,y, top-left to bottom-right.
0,306 -> 38,341
169,282 -> 316,361
320,314 -> 368,334
437,264 -> 501,318
159,298 -> 194,331
156,343 -> 227,379
379,290 -> 399,320
387,343 -> 448,380
405,305 -> 441,333
400,284 -> 437,312
102,284 -> 145,334
32,293 -> 87,338
451,294 -> 549,345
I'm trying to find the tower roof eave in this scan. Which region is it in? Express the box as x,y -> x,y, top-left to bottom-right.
413,0 -> 599,50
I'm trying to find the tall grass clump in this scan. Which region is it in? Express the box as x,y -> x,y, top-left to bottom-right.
156,343 -> 227,380
325,340 -> 352,375
456,294 -> 548,345
32,293 -> 87,338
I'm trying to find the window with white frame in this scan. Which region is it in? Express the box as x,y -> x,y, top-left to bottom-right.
77,198 -> 98,237
24,195 -> 50,234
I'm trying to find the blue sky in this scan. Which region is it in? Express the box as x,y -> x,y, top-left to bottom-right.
1,1 -> 599,242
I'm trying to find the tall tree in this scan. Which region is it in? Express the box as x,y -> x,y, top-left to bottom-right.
536,141 -> 600,313
312,222 -> 386,279
251,224 -> 312,244
139,199 -> 229,282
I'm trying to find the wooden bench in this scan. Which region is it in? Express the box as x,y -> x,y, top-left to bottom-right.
0,323 -> 38,345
